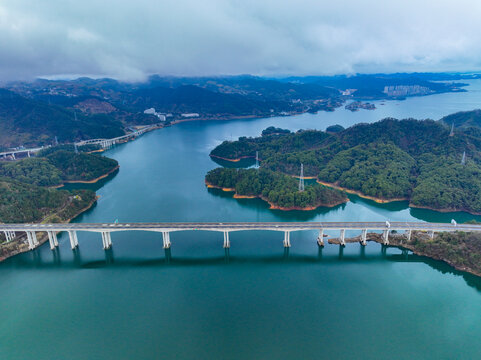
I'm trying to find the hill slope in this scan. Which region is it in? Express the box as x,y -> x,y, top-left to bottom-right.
0,89 -> 125,148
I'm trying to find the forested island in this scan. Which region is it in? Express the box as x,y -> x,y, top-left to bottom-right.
205,168 -> 347,210
210,110 -> 481,214
0,148 -> 119,260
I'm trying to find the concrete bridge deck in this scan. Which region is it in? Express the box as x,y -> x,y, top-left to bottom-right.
1,221 -> 478,252
0,221 -> 476,232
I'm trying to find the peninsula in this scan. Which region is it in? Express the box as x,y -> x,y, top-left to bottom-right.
0,147 -> 119,260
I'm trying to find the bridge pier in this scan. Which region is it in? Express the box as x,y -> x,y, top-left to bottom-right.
26,232 -> 33,249
47,231 -> 58,250
317,229 -> 324,247
4,231 -> 12,242
340,229 -> 346,246
405,229 -> 412,243
429,230 -> 435,239
68,230 -> 79,249
162,231 -> 171,249
360,229 -> 367,246
101,232 -> 112,249
383,229 -> 389,245
283,231 -> 291,247
26,231 -> 38,249
223,231 -> 230,248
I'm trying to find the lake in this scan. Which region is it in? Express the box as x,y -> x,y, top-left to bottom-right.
1,80 -> 481,359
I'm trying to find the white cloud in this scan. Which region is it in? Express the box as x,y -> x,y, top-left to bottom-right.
0,0 -> 480,81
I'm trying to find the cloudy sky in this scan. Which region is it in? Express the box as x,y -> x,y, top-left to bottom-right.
0,0 -> 480,81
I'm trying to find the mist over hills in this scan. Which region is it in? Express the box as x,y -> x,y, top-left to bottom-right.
0,72 -> 478,149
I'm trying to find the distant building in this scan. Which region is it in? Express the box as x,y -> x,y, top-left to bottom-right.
341,89 -> 357,96
144,108 -> 156,115
181,113 -> 200,118
144,108 -> 167,121
383,85 -> 432,97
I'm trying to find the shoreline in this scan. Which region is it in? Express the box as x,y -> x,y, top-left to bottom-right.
317,180 -> 409,203
396,242 -> 481,278
206,181 -> 347,211
318,181 -> 481,215
62,165 -> 120,184
408,203 -> 481,216
210,154 -> 255,162
329,232 -> 481,278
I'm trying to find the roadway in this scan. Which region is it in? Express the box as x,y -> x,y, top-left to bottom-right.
1,221 -> 479,233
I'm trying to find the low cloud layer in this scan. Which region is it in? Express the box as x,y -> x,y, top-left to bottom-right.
1,0 -> 480,81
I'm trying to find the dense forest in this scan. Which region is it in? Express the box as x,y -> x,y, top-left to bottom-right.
0,178 -> 96,223
209,116 -> 481,213
205,168 -> 346,209
39,149 -> 118,182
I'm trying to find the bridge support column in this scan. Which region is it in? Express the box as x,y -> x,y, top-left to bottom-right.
12,153 -> 15,160
361,229 -> 367,246
4,231 -> 11,242
405,229 -> 412,243
317,229 -> 324,247
26,231 -> 38,249
283,231 -> 291,248
32,231 -> 39,246
340,229 -> 346,246
429,230 -> 435,239
26,231 -> 34,249
68,230 -> 78,250
47,231 -> 58,250
383,229 -> 389,245
101,232 -> 112,250
223,231 -> 230,248
162,232 -> 171,249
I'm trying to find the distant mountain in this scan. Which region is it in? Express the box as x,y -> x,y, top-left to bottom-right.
123,85 -> 287,116
1,73 -> 476,148
142,75 -> 339,101
281,74 -> 467,99
0,89 -> 125,148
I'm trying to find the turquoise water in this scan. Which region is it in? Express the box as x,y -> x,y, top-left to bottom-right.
2,81 -> 481,359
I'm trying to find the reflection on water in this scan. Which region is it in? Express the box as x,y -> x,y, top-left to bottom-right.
208,186 -> 481,224
12,242 -> 481,293
207,187 -> 348,221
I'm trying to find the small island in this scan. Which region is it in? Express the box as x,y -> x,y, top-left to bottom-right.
205,168 -> 347,210
209,111 -> 481,214
345,101 -> 376,111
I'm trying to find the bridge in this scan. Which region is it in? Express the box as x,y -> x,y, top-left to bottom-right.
0,220 -> 475,252
0,125 -> 155,161
0,146 -> 49,160
75,125 -> 154,149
